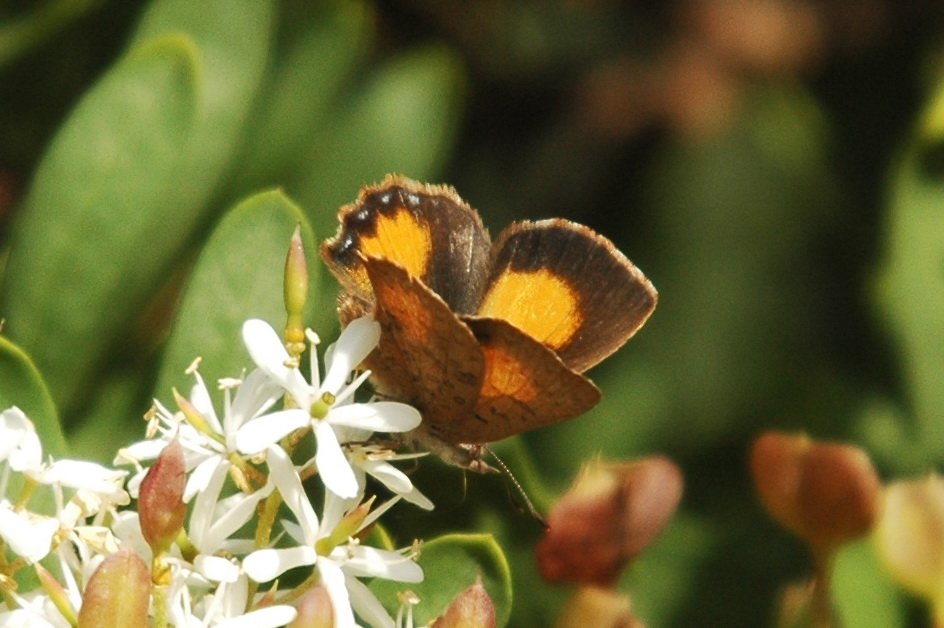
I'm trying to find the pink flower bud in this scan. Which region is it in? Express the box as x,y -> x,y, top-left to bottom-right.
139,439 -> 187,554
750,432 -> 879,553
537,456 -> 683,587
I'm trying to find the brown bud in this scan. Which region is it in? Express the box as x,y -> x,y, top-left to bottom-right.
139,439 -> 187,555
536,456 -> 683,587
289,584 -> 335,628
431,578 -> 496,628
77,549 -> 150,628
555,586 -> 644,628
750,432 -> 880,553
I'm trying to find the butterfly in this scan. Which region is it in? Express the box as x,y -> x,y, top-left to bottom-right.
321,174 -> 657,470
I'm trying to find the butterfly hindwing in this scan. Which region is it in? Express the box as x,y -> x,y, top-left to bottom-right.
361,256 -> 485,445
460,316 -> 601,443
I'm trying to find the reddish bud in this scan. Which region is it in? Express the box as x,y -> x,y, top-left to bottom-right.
289,584 -> 335,628
139,439 -> 187,554
431,578 -> 496,628
77,549 -> 150,628
537,456 -> 683,587
750,432 -> 879,553
555,586 -> 644,628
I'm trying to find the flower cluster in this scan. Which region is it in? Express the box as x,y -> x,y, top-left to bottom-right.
0,316 -> 430,627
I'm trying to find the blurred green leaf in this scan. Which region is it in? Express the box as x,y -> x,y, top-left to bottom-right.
623,514 -> 719,628
131,0 -> 275,201
871,79 -> 944,469
68,365 -> 149,463
0,36 -> 198,413
0,0 -> 103,70
0,0 -> 274,417
531,86 -> 837,472
0,335 -> 65,458
228,1 -> 373,196
833,538 -> 908,628
154,190 -> 318,402
290,45 -> 465,240
371,533 -> 512,626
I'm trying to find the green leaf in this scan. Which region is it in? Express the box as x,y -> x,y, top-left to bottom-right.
228,1 -> 373,196
1,0 -> 274,416
371,533 -> 512,627
832,539 -> 908,628
0,0 -> 103,70
131,0 -> 275,193
154,190 -> 318,402
0,37 -> 198,412
290,45 -> 465,241
871,79 -> 944,468
0,336 -> 65,458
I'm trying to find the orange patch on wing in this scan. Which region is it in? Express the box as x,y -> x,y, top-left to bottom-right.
478,268 -> 582,350
479,343 -> 539,401
359,209 -> 432,279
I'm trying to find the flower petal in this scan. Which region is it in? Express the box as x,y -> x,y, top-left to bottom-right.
315,422 -> 359,499
346,574 -> 395,628
0,504 -> 57,562
363,460 -> 434,511
243,546 -> 317,583
266,445 -> 319,543
216,605 -> 298,628
235,410 -> 308,455
328,402 -> 421,433
241,319 -> 310,403
195,555 -> 240,583
319,559 -> 357,628
341,545 -> 424,583
321,317 -> 380,394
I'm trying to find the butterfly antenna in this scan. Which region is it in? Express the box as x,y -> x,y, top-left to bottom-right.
484,446 -> 547,528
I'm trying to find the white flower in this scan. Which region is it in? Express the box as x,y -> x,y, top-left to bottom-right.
242,446 -> 423,628
116,366 -> 281,501
348,445 -> 433,511
0,500 -> 58,563
237,318 -> 421,499
165,568 -> 297,628
0,406 -> 42,474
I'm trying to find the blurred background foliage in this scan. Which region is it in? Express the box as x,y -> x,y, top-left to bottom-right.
2,0 -> 944,625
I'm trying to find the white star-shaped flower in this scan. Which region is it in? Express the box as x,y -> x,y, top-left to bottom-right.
236,318 -> 421,499
242,446 -> 422,628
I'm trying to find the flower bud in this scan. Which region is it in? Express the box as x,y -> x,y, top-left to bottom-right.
284,225 -> 309,354
536,456 -> 683,587
874,473 -> 944,613
431,578 -> 496,628
36,563 -> 76,625
138,439 -> 187,555
554,587 -> 644,628
289,584 -> 334,628
750,432 -> 879,553
77,549 -> 150,628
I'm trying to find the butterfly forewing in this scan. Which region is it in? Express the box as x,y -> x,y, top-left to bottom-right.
479,219 -> 657,373
321,175 -> 492,314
